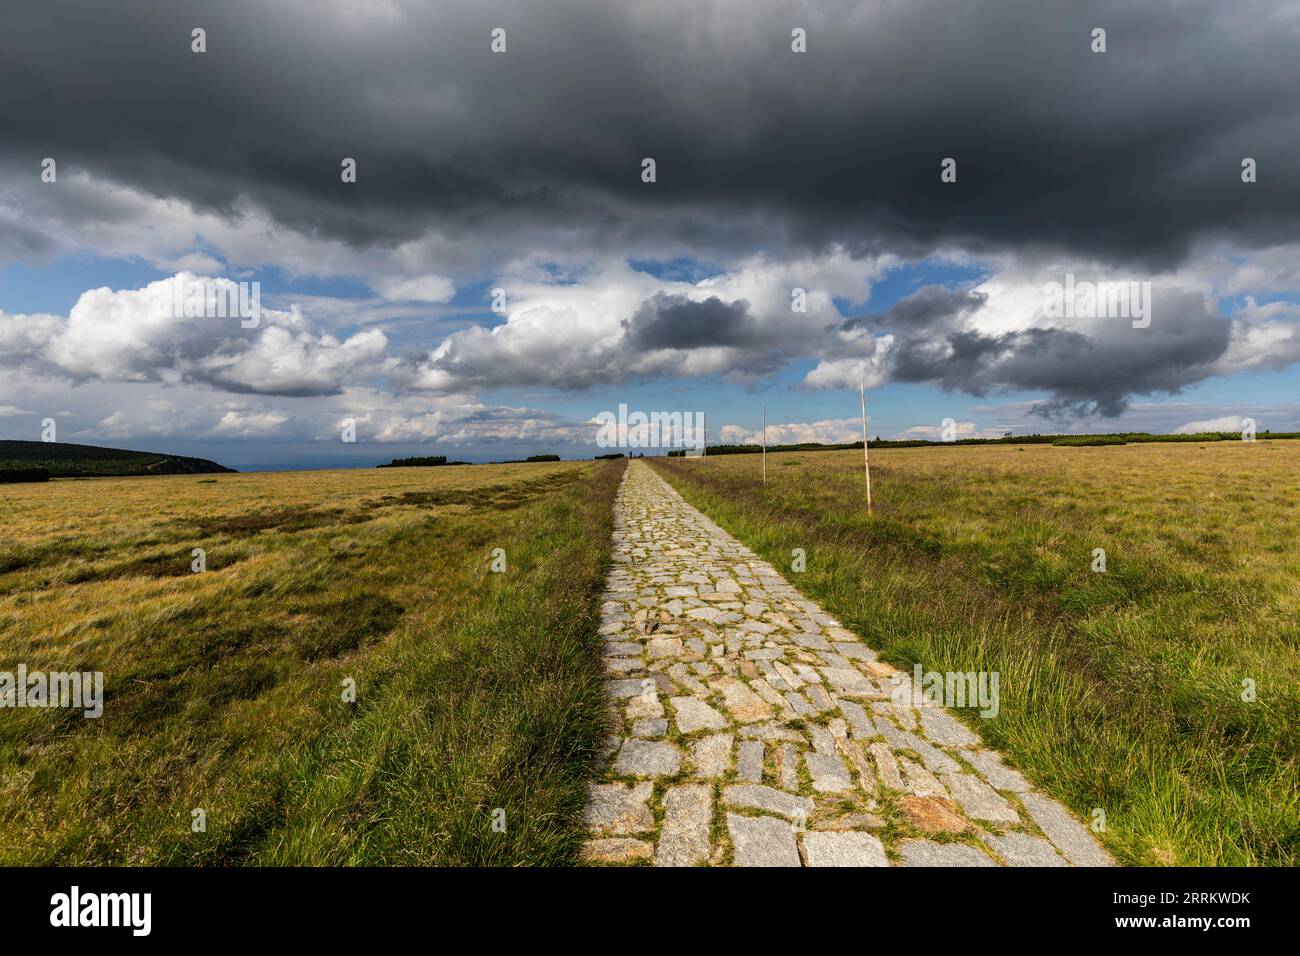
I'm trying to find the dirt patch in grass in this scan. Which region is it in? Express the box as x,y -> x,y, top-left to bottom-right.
185,506 -> 366,537
385,470 -> 585,512
295,594 -> 407,661
0,539 -> 99,574
74,552 -> 199,582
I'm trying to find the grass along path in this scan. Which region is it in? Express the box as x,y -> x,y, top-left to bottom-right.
0,459 -> 624,864
586,461 -> 1112,867
650,443 -> 1300,866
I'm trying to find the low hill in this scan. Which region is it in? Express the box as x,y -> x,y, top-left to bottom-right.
0,440 -> 235,478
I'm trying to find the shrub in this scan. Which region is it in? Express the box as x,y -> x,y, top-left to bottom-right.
378,456 -> 448,468
0,467 -> 51,483
1052,436 -> 1127,446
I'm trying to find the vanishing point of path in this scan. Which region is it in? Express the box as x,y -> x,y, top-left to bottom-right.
584,460 -> 1113,867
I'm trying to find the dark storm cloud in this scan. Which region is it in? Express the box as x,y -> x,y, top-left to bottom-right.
844,286 -> 988,333
1,0 -> 1298,270
0,213 -> 56,259
853,285 -> 1231,417
622,293 -> 754,350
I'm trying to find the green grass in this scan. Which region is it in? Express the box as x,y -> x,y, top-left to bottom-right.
652,442 -> 1300,866
0,459 -> 624,864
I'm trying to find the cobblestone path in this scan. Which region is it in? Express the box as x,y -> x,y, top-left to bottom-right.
583,460 -> 1113,867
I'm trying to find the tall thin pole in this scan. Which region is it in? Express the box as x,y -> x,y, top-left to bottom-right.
860,378 -> 873,514
762,402 -> 767,485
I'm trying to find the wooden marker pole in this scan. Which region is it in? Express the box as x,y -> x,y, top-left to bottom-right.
860,378 -> 873,514
762,402 -> 767,485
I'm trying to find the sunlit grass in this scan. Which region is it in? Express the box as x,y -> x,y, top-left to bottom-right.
0,460 -> 624,864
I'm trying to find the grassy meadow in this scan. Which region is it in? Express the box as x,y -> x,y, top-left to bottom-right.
652,442 -> 1300,866
0,459 -> 624,864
